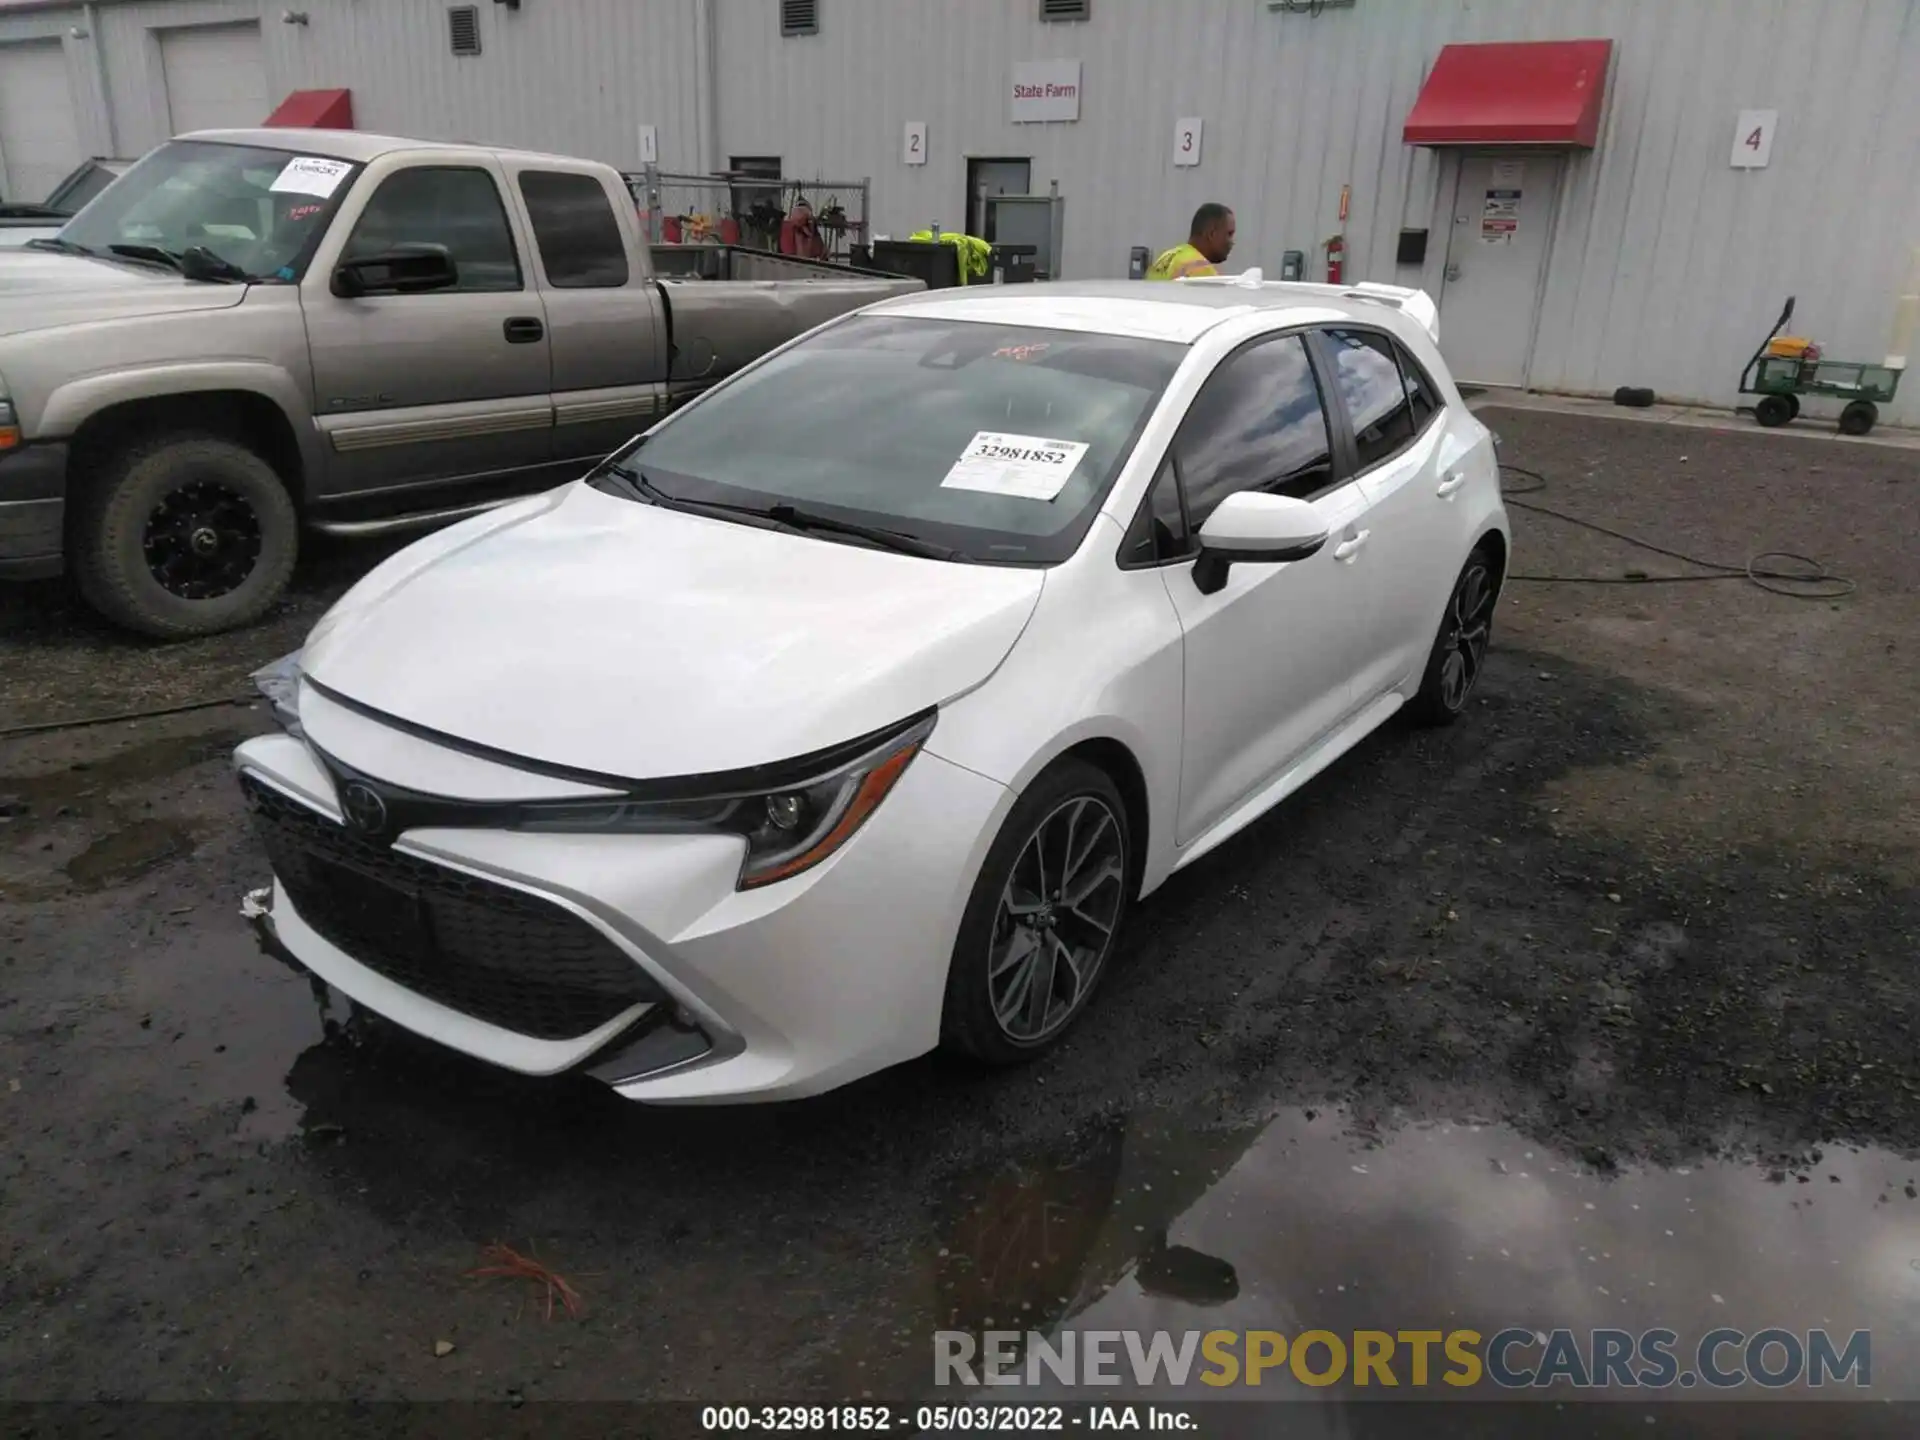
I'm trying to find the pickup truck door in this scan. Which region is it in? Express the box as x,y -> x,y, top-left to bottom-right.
499,160 -> 671,468
300,156 -> 553,497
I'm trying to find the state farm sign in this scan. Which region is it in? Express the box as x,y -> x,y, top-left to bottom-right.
1010,60 -> 1081,123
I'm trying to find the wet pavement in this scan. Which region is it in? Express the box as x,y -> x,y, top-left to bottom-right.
3,408 -> 1919,1425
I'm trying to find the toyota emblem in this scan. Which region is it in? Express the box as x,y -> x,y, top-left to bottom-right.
339,780 -> 388,837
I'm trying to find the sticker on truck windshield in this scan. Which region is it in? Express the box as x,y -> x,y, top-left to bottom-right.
270,156 -> 353,199
939,431 -> 1090,501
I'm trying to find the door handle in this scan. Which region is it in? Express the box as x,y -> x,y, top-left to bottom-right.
503,316 -> 544,343
1333,529 -> 1370,562
1436,472 -> 1466,498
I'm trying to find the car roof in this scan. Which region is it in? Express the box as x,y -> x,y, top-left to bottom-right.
869,278 -> 1438,347
169,129 -> 590,167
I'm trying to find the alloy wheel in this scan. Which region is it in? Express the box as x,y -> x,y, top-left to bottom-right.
987,795 -> 1127,1045
141,481 -> 264,600
1438,560 -> 1495,712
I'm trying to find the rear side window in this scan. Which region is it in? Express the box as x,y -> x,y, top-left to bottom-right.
342,166 -> 521,292
518,170 -> 630,288
1323,328 -> 1415,470
1395,339 -> 1441,432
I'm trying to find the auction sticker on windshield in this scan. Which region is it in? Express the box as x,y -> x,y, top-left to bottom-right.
940,432 -> 1090,502
270,156 -> 353,199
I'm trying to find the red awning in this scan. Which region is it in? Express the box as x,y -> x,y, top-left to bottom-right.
264,88 -> 354,129
1403,40 -> 1612,148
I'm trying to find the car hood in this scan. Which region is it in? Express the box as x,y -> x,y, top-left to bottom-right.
0,248 -> 246,336
299,483 -> 1047,781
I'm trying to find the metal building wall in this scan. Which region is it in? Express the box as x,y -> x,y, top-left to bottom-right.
2,0 -> 1914,420
715,0 -> 1920,423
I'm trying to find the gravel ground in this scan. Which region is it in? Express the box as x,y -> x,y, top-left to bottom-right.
1,406 -> 1916,1405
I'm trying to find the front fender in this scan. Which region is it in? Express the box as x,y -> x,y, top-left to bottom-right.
38,362 -> 321,481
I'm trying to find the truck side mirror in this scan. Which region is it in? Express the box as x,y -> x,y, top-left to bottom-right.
332,244 -> 458,297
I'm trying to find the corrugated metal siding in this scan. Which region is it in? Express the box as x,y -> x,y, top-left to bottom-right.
716,0 -> 1920,422
4,0 -> 1915,420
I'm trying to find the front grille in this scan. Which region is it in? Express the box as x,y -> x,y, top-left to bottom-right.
240,774 -> 663,1041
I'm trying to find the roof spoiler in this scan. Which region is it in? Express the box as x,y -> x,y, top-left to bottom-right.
1174,272 -> 1440,344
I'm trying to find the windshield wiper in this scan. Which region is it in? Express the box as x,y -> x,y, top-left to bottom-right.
25,237 -> 94,256
105,243 -> 249,282
590,461 -> 961,561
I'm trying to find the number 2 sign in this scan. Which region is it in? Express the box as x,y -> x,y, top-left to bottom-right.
1173,116 -> 1203,168
1731,109 -> 1777,168
904,122 -> 927,165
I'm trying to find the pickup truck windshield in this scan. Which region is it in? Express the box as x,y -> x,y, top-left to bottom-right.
58,140 -> 357,282
620,315 -> 1186,565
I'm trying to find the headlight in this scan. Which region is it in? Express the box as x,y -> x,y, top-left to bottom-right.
515,711 -> 935,890
251,649 -> 303,736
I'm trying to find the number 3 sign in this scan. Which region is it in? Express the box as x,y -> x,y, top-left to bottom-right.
1173,116 -> 1203,168
1731,109 -> 1777,168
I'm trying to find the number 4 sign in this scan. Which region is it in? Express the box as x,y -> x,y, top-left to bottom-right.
1173,117 -> 1203,168
1731,109 -> 1777,168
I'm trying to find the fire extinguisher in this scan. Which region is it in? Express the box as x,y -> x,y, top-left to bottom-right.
1324,234 -> 1345,285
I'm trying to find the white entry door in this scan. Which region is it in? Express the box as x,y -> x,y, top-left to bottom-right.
1437,154 -> 1561,387
0,40 -> 84,203
159,23 -> 268,135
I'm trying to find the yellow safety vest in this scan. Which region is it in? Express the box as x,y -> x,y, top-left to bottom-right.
909,229 -> 993,284
1145,242 -> 1217,281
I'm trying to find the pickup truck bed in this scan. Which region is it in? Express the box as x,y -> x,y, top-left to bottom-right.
0,129 -> 923,638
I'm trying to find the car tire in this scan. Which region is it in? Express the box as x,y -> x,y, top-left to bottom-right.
939,757 -> 1133,1068
1406,543 -> 1500,728
73,432 -> 299,640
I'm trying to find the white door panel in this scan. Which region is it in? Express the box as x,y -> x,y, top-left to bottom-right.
1165,478 -> 1370,847
0,41 -> 83,204
1437,154 -> 1561,388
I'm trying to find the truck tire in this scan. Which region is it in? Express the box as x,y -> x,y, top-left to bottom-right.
72,432 -> 299,640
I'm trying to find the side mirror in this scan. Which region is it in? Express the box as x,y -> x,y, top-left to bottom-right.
1190,491 -> 1329,595
332,244 -> 458,297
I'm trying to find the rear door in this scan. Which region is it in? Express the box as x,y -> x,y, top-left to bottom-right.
1135,331 -> 1373,846
1311,326 -> 1462,703
505,163 -> 671,467
302,159 -> 553,496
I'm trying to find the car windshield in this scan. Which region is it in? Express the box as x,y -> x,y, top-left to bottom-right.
58,140 -> 358,282
617,314 -> 1186,564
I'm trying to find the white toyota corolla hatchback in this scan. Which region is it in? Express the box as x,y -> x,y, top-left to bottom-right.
234,276 -> 1509,1104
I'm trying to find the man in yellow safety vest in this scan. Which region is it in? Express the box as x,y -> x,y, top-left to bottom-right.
1146,203 -> 1236,280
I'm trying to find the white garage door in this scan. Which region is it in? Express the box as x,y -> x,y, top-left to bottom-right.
0,40 -> 84,204
160,23 -> 268,136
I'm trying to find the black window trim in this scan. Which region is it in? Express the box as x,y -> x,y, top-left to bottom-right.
1392,335 -> 1447,441
1308,323 -> 1446,484
1115,324 -> 1354,573
343,162 -> 525,295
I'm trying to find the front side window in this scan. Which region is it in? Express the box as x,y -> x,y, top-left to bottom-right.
57,139 -> 359,281
1170,333 -> 1337,534
518,170 -> 630,288
1323,328 -> 1415,470
342,166 -> 522,293
618,316 -> 1185,565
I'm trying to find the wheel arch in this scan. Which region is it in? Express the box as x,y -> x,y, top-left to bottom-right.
997,729 -> 1155,902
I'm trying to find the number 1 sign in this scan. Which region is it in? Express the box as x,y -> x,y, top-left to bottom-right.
1174,117 -> 1203,168
1731,110 -> 1777,168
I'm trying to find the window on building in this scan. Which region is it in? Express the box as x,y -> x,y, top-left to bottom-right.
1322,328 -> 1415,470
519,170 -> 630,288
1394,339 -> 1442,433
1169,333 -> 1337,540
341,166 -> 521,293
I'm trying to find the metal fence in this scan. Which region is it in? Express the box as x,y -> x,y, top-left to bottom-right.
622,165 -> 871,260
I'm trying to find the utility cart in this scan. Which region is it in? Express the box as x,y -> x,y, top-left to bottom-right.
1739,295 -> 1904,435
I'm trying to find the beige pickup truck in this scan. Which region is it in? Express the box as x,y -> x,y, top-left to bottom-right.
0,130 -> 922,637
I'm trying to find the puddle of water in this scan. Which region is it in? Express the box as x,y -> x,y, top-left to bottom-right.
0,729 -> 250,813
922,1107 -> 1920,1404
62,818 -> 196,888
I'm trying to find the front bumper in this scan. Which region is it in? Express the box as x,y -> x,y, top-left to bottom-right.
0,442 -> 69,580
233,729 -> 1013,1103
